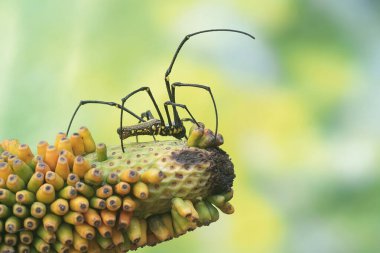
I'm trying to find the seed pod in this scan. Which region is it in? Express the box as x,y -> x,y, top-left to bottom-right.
96,184 -> 113,199
54,132 -> 67,148
105,171 -> 118,185
100,209 -> 116,227
83,208 -> 101,227
171,208 -> 190,235
5,216 -> 21,233
122,196 -> 136,212
88,240 -> 101,253
55,156 -> 70,180
0,162 -> 12,181
59,149 -> 75,169
95,233 -> 113,249
141,168 -> 164,184
19,230 -> 33,245
57,137 -> 73,154
89,197 -> 106,210
187,126 -> 204,147
58,186 -> 77,200
36,226 -> 56,244
204,201 -> 219,222
11,159 -> 33,182
37,141 -> 49,159
194,201 -> 212,225
111,227 -> 124,246
67,173 -> 80,187
6,174 -> 25,193
114,182 -> 130,196
126,217 -> 141,244
4,233 -> 17,246
133,181 -> 149,200
15,190 -> 35,205
84,168 -> 103,186
218,201 -> 234,214
57,223 -> 73,245
0,245 -> 15,253
17,144 -> 34,166
63,211 -> 84,225
70,133 -> 85,156
78,127 -> 96,153
0,188 -> 16,206
50,198 -> 69,216
18,243 -> 31,253
45,171 -> 64,191
120,169 -> 139,183
73,156 -> 90,178
105,195 -> 121,211
69,196 -> 89,213
75,181 -> 94,198
35,162 -> 51,175
75,223 -> 95,240
36,184 -> 56,204
184,200 -> 200,222
136,219 -> 148,247
30,202 -> 46,219
44,145 -> 59,171
96,143 -> 107,162
148,215 -> 172,241
43,213 -> 62,232
24,217 -> 39,230
161,213 -> 175,238
97,222 -> 112,238
0,204 -> 10,219
117,211 -> 133,230
27,172 -> 44,193
33,236 -> 50,253
172,198 -> 192,218
12,203 -> 29,218
53,241 -> 69,253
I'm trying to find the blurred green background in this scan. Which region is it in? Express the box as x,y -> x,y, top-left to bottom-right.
1,1 -> 379,252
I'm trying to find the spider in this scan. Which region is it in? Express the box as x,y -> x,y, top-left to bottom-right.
65,29 -> 255,152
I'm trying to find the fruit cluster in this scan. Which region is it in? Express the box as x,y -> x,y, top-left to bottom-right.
0,126 -> 234,253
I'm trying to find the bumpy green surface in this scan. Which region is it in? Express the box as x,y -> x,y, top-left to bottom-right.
85,140 -> 227,218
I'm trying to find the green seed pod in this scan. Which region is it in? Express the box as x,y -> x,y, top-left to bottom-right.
0,188 -> 16,206
0,204 -> 10,219
19,230 -> 33,245
33,237 -> 50,253
11,159 -> 33,183
15,190 -> 35,205
23,217 -> 39,231
26,172 -> 44,193
126,217 -> 141,244
45,171 -> 64,191
5,216 -> 21,233
36,184 -> 56,204
30,202 -> 46,219
95,233 -> 113,250
12,203 -> 29,219
56,223 -> 73,246
89,197 -> 106,210
63,211 -> 84,226
42,214 -> 62,232
147,215 -> 172,242
75,181 -> 94,198
58,186 -> 77,200
96,143 -> 107,162
36,226 -> 56,244
84,168 -> 104,186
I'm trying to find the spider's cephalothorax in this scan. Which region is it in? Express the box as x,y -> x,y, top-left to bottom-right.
65,29 -> 255,152
117,119 -> 186,140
